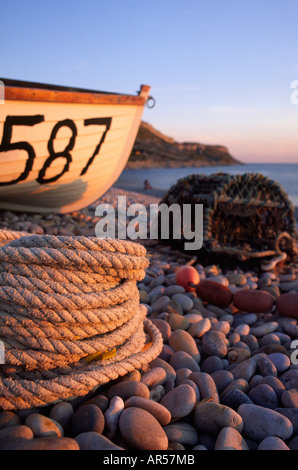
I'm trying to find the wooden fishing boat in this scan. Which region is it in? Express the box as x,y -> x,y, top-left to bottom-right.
0,78 -> 151,213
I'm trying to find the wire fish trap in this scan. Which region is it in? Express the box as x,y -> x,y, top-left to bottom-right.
159,172 -> 297,261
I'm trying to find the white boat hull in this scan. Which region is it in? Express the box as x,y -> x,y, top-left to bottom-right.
0,80 -> 150,213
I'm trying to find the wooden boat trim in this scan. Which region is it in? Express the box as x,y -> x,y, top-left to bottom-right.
1,78 -> 151,106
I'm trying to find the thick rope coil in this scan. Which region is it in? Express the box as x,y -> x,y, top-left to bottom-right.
0,230 -> 163,410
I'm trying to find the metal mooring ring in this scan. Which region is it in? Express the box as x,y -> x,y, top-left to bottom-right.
146,95 -> 156,108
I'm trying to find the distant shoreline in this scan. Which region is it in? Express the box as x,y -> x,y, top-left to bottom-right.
125,160 -> 244,170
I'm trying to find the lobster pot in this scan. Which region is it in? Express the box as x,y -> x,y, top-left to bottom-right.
159,172 -> 297,261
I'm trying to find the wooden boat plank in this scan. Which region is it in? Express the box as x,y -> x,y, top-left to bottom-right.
1,78 -> 150,106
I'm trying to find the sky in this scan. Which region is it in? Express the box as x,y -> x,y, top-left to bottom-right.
1,0 -> 298,163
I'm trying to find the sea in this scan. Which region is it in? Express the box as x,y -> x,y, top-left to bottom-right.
115,163 -> 298,208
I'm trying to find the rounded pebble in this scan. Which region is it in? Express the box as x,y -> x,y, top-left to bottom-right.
125,396 -> 171,426
276,292 -> 298,319
193,402 -> 243,435
257,436 -> 290,450
169,351 -> 200,372
171,293 -> 194,311
141,367 -> 167,388
119,407 -> 168,450
189,372 -> 219,403
0,411 -> 21,430
168,329 -> 200,361
75,432 -> 124,450
104,396 -> 124,439
71,404 -> 105,436
281,389 -> 298,408
238,404 -> 293,441
160,384 -> 196,420
49,402 -> 74,432
221,389 -> 253,410
201,330 -> 228,358
248,384 -> 278,409
107,380 -> 150,401
14,437 -> 79,450
188,318 -> 211,337
0,425 -> 34,449
164,422 -> 198,446
215,426 -> 250,450
211,370 -> 234,394
25,413 -> 63,438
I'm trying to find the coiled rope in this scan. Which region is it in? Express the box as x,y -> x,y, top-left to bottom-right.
0,230 -> 163,410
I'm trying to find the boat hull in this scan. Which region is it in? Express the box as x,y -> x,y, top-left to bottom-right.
0,80 -> 150,213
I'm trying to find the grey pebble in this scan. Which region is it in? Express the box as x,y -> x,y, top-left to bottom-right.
25,413 -> 63,438
249,374 -> 263,389
238,404 -> 293,442
257,436 -> 289,450
248,384 -> 278,409
151,318 -> 171,342
221,389 -> 253,410
140,367 -> 167,388
179,379 -> 200,400
214,426 -> 250,450
234,324 -> 250,336
0,425 -> 34,449
104,396 -> 124,439
164,285 -> 186,296
163,422 -> 198,446
49,401 -> 74,432
72,404 -> 105,436
281,388 -> 298,408
280,369 -> 298,390
107,380 -> 150,401
124,396 -> 171,426
241,334 -> 259,352
193,402 -> 243,435
160,384 -> 196,420
168,329 -> 200,361
75,432 -> 124,450
211,370 -> 234,394
250,322 -> 279,337
201,330 -> 228,358
151,296 -> 171,313
175,368 -> 192,385
257,355 -> 277,377
230,358 -> 257,382
169,350 -> 200,372
267,352 -> 291,373
0,411 -> 21,429
221,378 -> 249,398
189,372 -> 219,403
201,355 -> 224,374
149,358 -> 176,381
13,436 -> 79,450
188,318 -> 211,338
171,293 -> 194,312
275,408 -> 298,434
259,376 -> 286,401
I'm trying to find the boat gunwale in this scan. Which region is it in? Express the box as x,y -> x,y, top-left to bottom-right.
0,78 -> 151,106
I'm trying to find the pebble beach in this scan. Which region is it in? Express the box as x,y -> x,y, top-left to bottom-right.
0,186 -> 298,452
